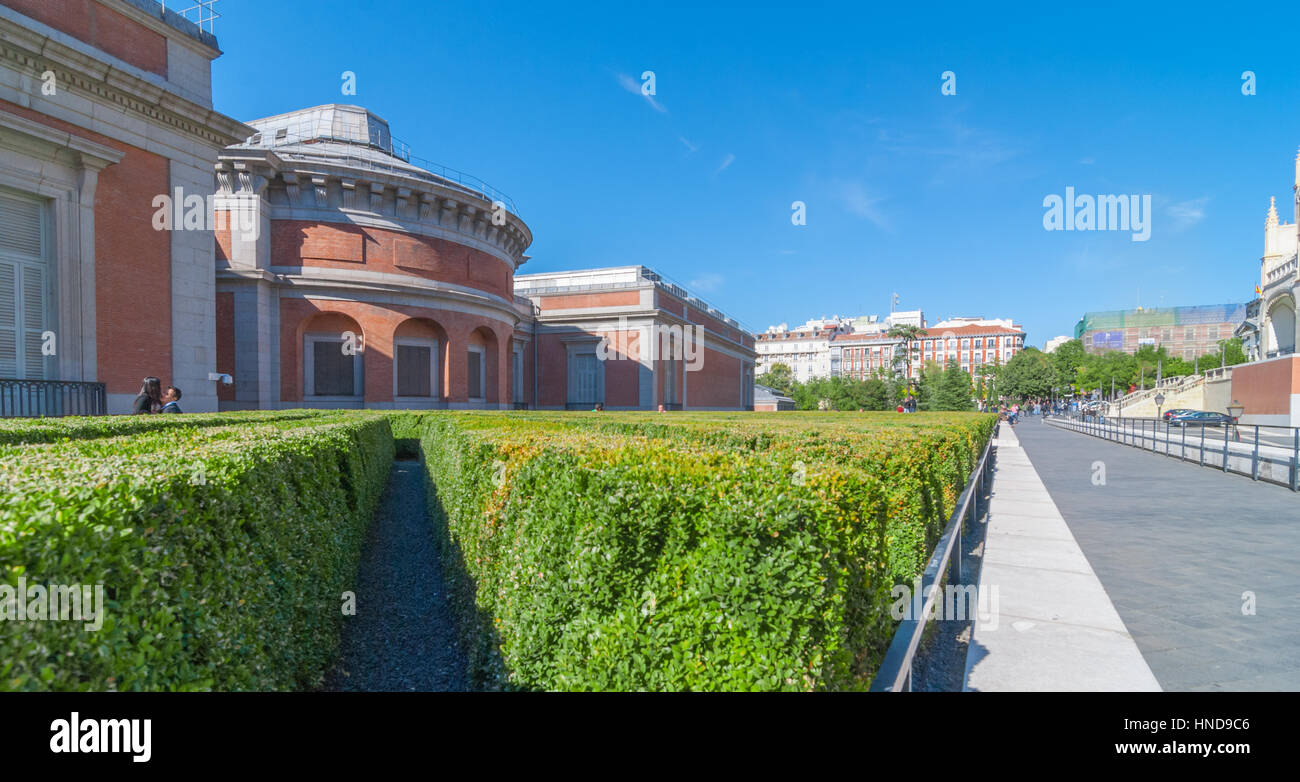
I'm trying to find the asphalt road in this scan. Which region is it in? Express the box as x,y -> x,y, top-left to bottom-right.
1011,417 -> 1300,691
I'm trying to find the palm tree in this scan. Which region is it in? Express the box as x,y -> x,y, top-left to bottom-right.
887,324 -> 928,388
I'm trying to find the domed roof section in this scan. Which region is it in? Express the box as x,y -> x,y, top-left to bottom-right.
231,104 -> 517,214
244,104 -> 393,151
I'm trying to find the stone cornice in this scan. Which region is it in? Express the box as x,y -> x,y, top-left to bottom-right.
0,107 -> 124,169
0,16 -> 252,149
217,152 -> 532,270
217,264 -> 523,325
535,308 -> 757,356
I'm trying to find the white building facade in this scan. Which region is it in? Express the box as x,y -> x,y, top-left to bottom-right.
1237,155 -> 1299,361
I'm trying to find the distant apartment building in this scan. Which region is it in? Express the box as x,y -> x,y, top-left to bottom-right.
905,318 -> 1025,377
1075,304 -> 1246,359
1044,335 -> 1072,353
830,331 -> 901,380
758,310 -> 925,382
755,320 -> 842,382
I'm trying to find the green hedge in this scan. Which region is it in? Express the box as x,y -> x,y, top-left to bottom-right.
0,407 -> 993,692
410,411 -> 995,691
0,409 -> 332,446
0,414 -> 393,691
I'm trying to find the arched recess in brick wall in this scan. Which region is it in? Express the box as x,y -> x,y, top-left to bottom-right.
467,325 -> 501,404
393,317 -> 451,400
298,311 -> 366,402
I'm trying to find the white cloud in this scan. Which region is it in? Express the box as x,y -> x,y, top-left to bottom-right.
1166,197 -> 1208,229
689,273 -> 724,292
714,153 -> 735,175
678,135 -> 698,153
838,181 -> 890,231
616,72 -> 667,113
1079,156 -> 1095,165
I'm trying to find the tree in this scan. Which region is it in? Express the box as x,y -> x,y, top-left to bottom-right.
756,363 -> 794,396
862,377 -> 890,410
998,348 -> 1056,400
886,324 -> 927,386
1049,339 -> 1086,392
914,359 -> 943,410
932,363 -> 975,411
1196,337 -> 1246,368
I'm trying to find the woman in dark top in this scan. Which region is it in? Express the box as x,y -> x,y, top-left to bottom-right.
132,376 -> 163,414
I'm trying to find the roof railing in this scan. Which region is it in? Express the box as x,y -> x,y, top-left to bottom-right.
242,115 -> 518,214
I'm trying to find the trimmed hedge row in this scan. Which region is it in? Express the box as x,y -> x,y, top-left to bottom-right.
2,408 -> 993,692
0,414 -> 393,691
408,411 -> 995,691
0,409 -> 332,446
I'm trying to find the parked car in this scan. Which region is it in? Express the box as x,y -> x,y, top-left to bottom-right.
1168,411 -> 1234,427
1162,408 -> 1196,421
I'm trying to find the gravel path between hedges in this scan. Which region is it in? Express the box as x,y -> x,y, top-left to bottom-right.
324,459 -> 469,691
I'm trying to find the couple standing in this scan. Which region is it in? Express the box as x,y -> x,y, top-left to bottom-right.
132,376 -> 183,414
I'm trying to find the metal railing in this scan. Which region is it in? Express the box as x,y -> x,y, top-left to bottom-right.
1052,412 -> 1300,491
870,423 -> 999,692
0,379 -> 107,418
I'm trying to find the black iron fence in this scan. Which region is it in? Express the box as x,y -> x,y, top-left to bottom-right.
870,423 -> 998,692
1053,412 -> 1300,491
0,378 -> 107,418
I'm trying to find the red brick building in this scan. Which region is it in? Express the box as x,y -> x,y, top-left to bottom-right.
516,266 -> 756,410
212,107 -> 755,411
830,318 -> 1026,381
0,3 -> 755,416
831,332 -> 902,379
911,319 -> 1026,377
0,0 -> 249,413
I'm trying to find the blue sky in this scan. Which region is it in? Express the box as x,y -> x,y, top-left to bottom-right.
210,1 -> 1300,345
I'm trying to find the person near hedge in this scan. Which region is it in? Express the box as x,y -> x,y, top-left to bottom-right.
132,376 -> 163,414
160,386 -> 183,414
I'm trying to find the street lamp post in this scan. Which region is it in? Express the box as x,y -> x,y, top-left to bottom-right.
1155,392 -> 1165,421
1227,400 -> 1245,443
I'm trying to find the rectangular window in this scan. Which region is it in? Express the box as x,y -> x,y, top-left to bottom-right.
396,342 -> 434,397
467,347 -> 484,399
0,190 -> 51,381
512,346 -> 524,403
312,339 -> 356,396
575,352 -> 598,403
